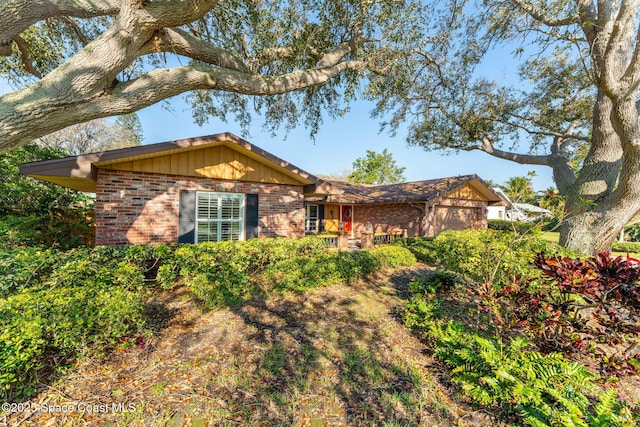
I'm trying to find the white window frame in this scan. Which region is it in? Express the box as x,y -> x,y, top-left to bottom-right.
195,191 -> 245,243
305,204 -> 320,233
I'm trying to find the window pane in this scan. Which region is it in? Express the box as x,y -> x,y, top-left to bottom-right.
221,196 -> 242,219
305,204 -> 319,232
307,219 -> 317,231
221,222 -> 241,241
197,222 -> 218,242
197,193 -> 219,219
196,193 -> 209,219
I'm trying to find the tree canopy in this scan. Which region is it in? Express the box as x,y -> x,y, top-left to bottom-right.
370,0 -> 640,254
502,176 -> 536,205
38,114 -> 143,155
348,148 -> 406,185
0,144 -> 94,248
0,0 -> 426,153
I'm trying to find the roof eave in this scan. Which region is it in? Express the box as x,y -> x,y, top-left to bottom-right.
19,132 -> 320,189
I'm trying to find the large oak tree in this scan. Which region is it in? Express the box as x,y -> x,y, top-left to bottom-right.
0,0 -> 424,153
373,0 -> 640,255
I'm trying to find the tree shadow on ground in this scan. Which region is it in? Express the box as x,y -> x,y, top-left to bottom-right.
224,270 -> 459,426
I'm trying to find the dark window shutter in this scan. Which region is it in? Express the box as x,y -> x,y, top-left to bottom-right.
318,205 -> 325,232
245,194 -> 259,239
178,190 -> 196,243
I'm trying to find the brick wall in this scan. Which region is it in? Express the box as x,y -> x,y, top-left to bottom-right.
95,169 -> 305,246
353,203 -> 425,237
352,198 -> 488,238
425,198 -> 487,237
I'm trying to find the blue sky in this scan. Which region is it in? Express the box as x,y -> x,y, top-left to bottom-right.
136,96 -> 556,191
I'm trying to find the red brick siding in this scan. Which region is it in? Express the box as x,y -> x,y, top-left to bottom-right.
424,198 -> 487,237
353,203 -> 424,237
350,198 -> 488,238
95,169 -> 305,246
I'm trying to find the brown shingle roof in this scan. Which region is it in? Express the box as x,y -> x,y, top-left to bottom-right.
305,175 -> 503,204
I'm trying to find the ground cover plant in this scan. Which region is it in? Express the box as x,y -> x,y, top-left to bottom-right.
400,230 -> 640,426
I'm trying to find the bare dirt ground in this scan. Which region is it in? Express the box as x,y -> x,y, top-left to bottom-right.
3,265 -> 500,427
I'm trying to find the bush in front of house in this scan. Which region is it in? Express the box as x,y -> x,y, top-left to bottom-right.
0,244 -> 181,401
395,230 -> 574,288
186,239 -> 414,304
391,236 -> 437,263
369,245 -> 417,268
177,238 -> 416,303
1,285 -> 147,401
169,237 -> 330,307
266,245 -> 416,293
0,246 -> 153,401
487,219 -> 538,234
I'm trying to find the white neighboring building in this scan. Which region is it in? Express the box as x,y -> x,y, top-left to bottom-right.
487,188 -> 551,222
511,203 -> 552,222
487,188 -> 509,220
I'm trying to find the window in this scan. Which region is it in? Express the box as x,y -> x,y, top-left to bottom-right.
196,192 -> 244,243
305,204 -> 319,233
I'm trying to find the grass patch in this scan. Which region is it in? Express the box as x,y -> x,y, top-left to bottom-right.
539,231 -> 559,243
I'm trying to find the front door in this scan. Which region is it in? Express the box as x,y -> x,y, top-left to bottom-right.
341,205 -> 353,234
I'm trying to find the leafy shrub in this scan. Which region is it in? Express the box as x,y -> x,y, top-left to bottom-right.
241,236 -> 329,272
392,237 -> 437,263
488,219 -> 537,234
267,253 -> 345,292
173,241 -> 254,308
395,230 -> 565,287
369,245 -> 416,267
170,237 -> 329,306
403,296 -> 443,330
492,279 -> 584,354
156,264 -> 179,289
267,250 -> 383,293
266,246 -> 413,293
0,247 -> 61,298
534,252 -> 640,343
430,230 -> 574,288
0,285 -> 146,400
0,244 -> 169,400
45,247 -> 145,291
407,270 -> 461,296
476,252 -> 640,373
612,241 -> 640,254
624,224 -> 640,242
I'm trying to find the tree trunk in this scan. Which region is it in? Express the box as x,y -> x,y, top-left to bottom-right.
559,204 -> 638,255
559,91 -> 640,255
